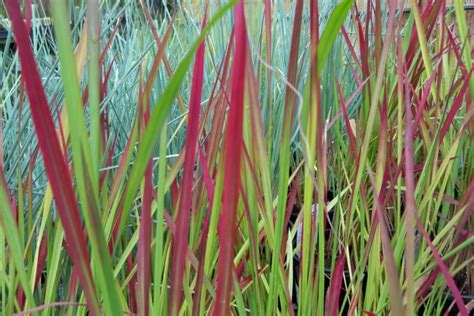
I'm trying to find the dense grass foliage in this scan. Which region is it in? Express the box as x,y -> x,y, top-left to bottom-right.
0,0 -> 473,315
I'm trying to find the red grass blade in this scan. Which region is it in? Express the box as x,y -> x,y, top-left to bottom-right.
127,254 -> 138,314
169,13 -> 208,316
402,43 -> 417,315
136,58 -> 150,316
213,2 -> 247,314
325,254 -> 345,316
25,0 -> 32,34
140,0 -> 186,112
198,146 -> 215,202
5,1 -> 100,313
135,15 -> 175,316
341,26 -> 361,71
100,18 -> 122,63
440,71 -> 472,143
137,159 -> 153,316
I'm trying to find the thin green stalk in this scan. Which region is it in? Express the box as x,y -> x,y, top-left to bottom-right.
50,1 -> 123,314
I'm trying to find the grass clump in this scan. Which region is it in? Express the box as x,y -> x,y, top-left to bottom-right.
0,0 -> 473,315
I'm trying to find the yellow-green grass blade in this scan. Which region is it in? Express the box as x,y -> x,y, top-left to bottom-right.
50,1 -> 124,314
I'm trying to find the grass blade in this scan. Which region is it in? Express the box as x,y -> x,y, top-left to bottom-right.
213,2 -> 247,314
50,1 -> 124,313
169,13 -> 208,316
4,0 -> 100,312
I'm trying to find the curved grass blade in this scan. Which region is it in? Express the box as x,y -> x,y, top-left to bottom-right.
4,0 -> 100,312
